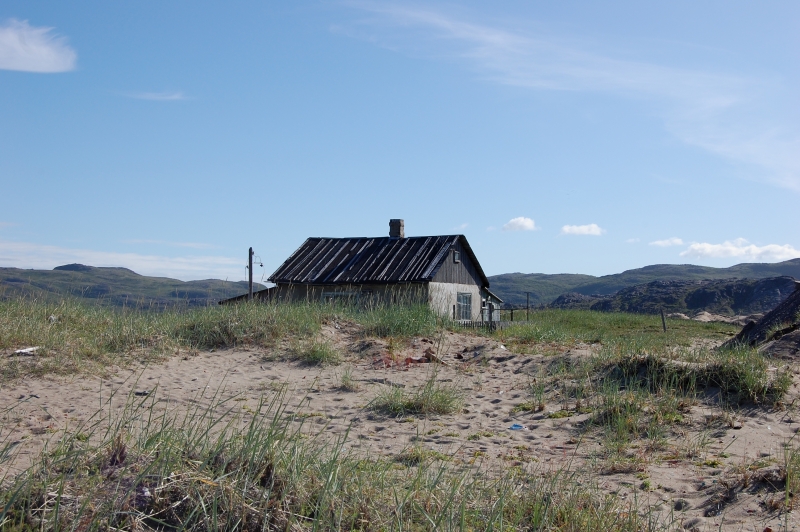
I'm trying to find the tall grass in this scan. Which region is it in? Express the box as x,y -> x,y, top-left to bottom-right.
0,298 -> 443,379
0,389 -> 657,531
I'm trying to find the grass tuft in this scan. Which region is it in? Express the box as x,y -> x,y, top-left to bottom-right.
370,374 -> 465,417
296,340 -> 341,366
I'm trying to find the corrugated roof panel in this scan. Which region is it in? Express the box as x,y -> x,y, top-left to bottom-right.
268,235 -> 488,286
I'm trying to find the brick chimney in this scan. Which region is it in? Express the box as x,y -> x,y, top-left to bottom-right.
389,219 -> 404,238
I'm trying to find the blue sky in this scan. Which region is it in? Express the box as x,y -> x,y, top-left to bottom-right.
1,1 -> 798,281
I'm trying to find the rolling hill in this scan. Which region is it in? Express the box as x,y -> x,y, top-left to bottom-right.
0,264 -> 264,308
489,258 -> 800,307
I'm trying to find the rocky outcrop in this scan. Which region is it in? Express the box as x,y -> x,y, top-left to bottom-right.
548,276 -> 797,317
722,281 -> 800,351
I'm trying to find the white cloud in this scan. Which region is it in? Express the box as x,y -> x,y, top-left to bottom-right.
679,238 -> 800,262
125,91 -> 186,101
0,240 -> 244,281
453,223 -> 469,231
502,217 -> 537,231
561,224 -> 605,236
0,19 -> 76,72
625,238 -> 640,244
649,237 -> 684,247
341,5 -> 800,191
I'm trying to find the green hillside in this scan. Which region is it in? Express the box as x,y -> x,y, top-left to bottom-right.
489,258 -> 800,307
0,264 -> 264,309
488,273 -> 596,307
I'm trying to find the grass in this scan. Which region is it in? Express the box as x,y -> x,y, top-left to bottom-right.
2,298 -> 797,528
0,389 -> 657,531
296,340 -> 341,366
0,298 -> 443,379
369,373 -> 465,417
601,343 -> 792,405
495,308 -> 738,351
337,365 -> 360,391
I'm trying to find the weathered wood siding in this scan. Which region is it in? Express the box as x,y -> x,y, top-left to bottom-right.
258,283 -> 429,306
431,241 -> 483,287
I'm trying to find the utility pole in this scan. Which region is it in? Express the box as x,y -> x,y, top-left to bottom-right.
248,247 -> 254,301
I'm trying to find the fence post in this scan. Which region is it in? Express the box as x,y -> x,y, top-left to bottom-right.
661,308 -> 667,332
453,304 -> 456,321
526,292 -> 530,321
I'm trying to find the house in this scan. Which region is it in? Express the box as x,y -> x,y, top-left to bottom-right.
222,220 -> 502,321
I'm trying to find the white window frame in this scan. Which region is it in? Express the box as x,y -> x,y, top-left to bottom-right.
457,292 -> 472,321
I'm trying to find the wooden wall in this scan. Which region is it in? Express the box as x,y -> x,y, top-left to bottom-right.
431,240 -> 484,288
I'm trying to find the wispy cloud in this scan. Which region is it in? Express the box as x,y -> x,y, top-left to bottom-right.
340,4 -> 800,191
502,216 -> 537,231
625,238 -> 640,244
123,239 -> 214,250
453,222 -> 469,231
0,19 -> 76,72
679,238 -> 800,262
650,237 -> 684,247
0,240 -> 243,281
125,91 -> 187,101
561,224 -> 605,236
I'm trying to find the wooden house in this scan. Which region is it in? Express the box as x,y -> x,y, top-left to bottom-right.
223,220 -> 502,321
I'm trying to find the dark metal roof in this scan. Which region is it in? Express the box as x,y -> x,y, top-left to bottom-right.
269,235 -> 489,287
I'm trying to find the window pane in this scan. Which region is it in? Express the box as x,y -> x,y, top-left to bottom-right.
457,293 -> 471,320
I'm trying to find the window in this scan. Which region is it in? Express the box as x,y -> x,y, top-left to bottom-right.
457,292 -> 472,320
453,250 -> 461,263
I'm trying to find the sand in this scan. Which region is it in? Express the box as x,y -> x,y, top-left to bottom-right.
2,324 -> 800,531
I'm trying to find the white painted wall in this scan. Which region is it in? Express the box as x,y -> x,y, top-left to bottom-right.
428,282 -> 482,321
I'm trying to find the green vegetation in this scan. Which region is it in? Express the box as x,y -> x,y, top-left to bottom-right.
337,365 -> 360,391
0,298 -> 441,379
296,340 -> 342,366
1,294 -> 796,529
489,257 -> 800,305
0,264 -> 263,308
488,272 -> 596,307
495,308 -> 738,349
369,374 -> 465,417
0,391 -> 653,531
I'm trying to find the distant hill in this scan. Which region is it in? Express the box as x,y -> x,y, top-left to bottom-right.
0,264 -> 264,309
550,276 -> 797,316
489,258 -> 800,307
487,273 -> 596,307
